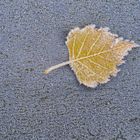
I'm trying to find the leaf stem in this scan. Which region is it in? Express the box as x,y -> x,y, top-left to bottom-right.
44,61 -> 71,74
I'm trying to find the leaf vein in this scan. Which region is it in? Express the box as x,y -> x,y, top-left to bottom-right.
87,32 -> 102,55
77,61 -> 105,80
88,59 -> 109,70
76,32 -> 89,58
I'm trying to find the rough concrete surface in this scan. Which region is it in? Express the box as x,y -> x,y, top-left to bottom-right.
0,0 -> 140,140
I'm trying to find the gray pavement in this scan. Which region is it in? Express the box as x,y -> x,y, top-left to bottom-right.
0,0 -> 140,140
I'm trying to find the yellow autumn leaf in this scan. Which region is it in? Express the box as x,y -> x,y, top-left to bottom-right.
44,25 -> 137,88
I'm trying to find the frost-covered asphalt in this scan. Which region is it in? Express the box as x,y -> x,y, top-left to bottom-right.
0,0 -> 140,140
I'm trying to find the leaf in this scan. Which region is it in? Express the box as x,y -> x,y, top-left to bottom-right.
44,25 -> 138,88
